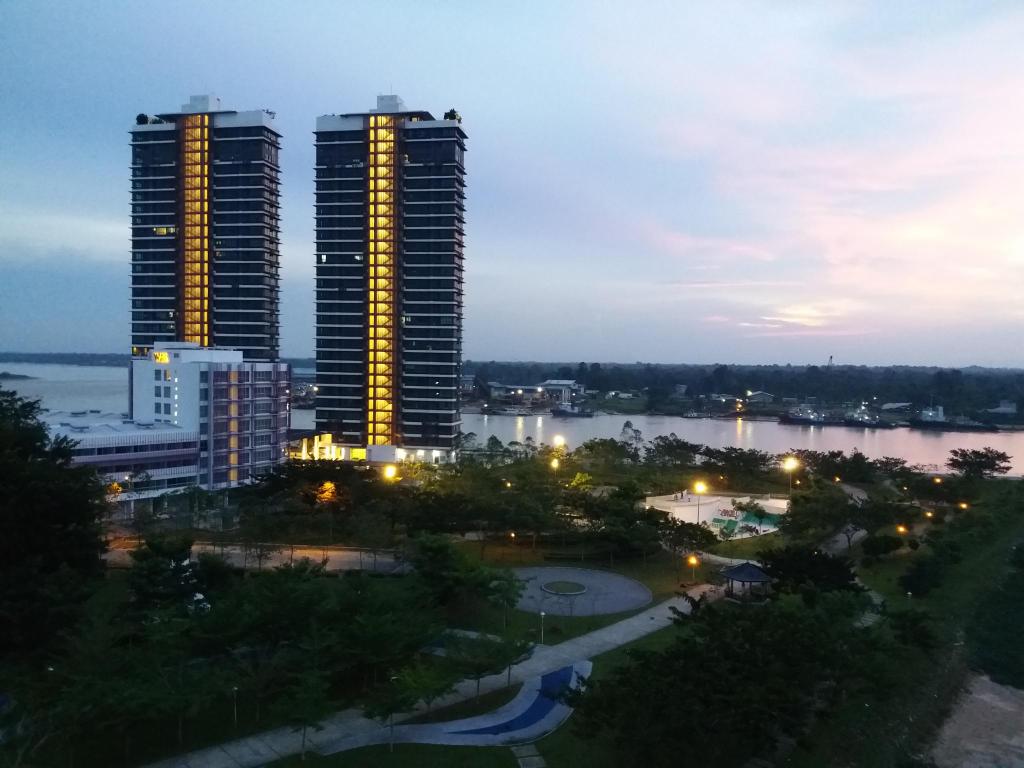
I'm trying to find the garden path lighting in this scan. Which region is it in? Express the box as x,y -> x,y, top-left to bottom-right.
782,456 -> 799,493
693,481 -> 708,525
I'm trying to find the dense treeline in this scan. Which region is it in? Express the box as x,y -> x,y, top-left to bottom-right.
465,360 -> 1024,412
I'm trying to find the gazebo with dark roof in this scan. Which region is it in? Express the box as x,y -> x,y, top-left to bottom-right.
721,562 -> 771,599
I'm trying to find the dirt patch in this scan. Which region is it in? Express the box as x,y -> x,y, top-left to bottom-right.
931,674 -> 1024,767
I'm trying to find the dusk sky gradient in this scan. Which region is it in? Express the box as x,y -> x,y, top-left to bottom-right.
2,1 -> 1023,365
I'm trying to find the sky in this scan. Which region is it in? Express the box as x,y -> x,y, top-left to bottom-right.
2,1 -> 1023,366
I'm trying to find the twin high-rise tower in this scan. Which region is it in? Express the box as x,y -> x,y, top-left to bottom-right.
131,95 -> 282,361
130,95 -> 467,462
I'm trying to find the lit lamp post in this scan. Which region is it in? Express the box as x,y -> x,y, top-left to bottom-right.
540,611 -> 546,644
687,554 -> 700,584
693,481 -> 708,526
781,456 -> 799,494
232,685 -> 239,728
549,457 -> 560,470
896,524 -> 908,535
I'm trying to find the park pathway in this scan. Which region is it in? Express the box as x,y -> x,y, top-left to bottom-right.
146,586 -> 712,768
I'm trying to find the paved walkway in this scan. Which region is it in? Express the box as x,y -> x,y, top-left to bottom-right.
317,662 -> 592,754
513,566 -> 652,616
146,588 -> 709,768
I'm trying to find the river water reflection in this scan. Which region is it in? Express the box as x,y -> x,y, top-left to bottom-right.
460,412 -> 1024,474
4,364 -> 1023,473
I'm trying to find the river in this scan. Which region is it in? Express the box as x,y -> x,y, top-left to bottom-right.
4,363 -> 1022,473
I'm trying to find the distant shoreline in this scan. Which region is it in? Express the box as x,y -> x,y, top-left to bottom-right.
0,371 -> 35,380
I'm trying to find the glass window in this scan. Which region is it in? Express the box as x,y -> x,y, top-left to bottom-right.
154,386 -> 161,397
163,403 -> 171,415
153,403 -> 160,414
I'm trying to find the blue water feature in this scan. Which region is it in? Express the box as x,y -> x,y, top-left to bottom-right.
451,666 -> 574,735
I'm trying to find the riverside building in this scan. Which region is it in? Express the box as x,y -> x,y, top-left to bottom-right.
48,343 -> 290,503
130,95 -> 282,361
312,95 -> 467,463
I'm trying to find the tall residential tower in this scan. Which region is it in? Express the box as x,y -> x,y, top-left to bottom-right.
314,95 -> 467,462
130,95 -> 281,361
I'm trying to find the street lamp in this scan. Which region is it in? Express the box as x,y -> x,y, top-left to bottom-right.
382,464 -> 398,481
782,456 -> 799,494
540,611 -> 546,644
232,686 -> 239,728
550,457 -> 560,470
693,481 -> 708,525
958,502 -> 969,510
553,434 -> 566,448
687,554 -> 700,583
896,524 -> 908,535
924,510 -> 934,519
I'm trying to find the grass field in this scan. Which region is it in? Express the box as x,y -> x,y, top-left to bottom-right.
270,744 -> 517,767
709,530 -> 785,559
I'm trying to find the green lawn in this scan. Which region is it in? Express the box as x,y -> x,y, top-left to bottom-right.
270,744 -> 517,767
709,530 -> 784,559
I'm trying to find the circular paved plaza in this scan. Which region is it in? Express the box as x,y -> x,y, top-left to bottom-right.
513,566 -> 652,616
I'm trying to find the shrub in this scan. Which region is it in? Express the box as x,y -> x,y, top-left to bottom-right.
862,535 -> 904,557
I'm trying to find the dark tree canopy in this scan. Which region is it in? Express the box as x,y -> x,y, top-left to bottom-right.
947,447 -> 1012,479
0,389 -> 107,659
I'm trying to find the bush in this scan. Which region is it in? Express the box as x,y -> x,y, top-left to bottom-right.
899,556 -> 945,597
862,535 -> 904,557
907,539 -> 920,551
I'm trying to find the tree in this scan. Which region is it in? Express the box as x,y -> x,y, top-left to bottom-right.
128,533 -> 199,611
644,434 -> 703,468
861,534 -> 904,557
395,662 -> 457,713
0,389 -> 107,661
567,598 -> 888,767
274,621 -> 337,760
733,499 -> 771,533
660,519 -> 717,580
758,545 -> 861,594
779,480 -> 853,542
947,447 -> 1012,479
446,634 -> 531,699
277,667 -> 333,760
405,534 -> 495,607
487,570 -> 526,630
